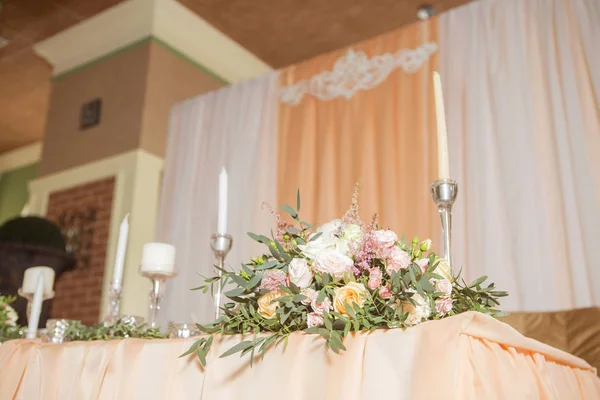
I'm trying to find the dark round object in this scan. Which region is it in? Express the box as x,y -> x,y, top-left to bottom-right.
0,216 -> 67,252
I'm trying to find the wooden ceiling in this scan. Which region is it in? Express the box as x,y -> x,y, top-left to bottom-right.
0,0 -> 472,154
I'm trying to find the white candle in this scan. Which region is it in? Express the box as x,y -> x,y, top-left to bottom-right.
112,214 -> 129,284
433,71 -> 450,180
217,167 -> 228,234
140,242 -> 177,276
26,274 -> 44,339
22,267 -> 55,296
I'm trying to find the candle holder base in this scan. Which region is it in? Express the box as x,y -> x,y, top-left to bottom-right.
18,289 -> 55,339
430,179 -> 458,267
210,233 -> 233,320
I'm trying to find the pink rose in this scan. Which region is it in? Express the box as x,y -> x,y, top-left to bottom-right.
435,297 -> 454,316
301,288 -> 317,305
378,285 -> 392,299
415,258 -> 429,274
434,279 -> 453,296
307,312 -> 324,328
313,250 -> 354,281
386,247 -> 411,274
367,268 -> 383,290
373,230 -> 398,256
311,296 -> 332,315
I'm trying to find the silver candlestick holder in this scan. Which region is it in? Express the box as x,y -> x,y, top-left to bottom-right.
430,179 -> 458,266
139,269 -> 177,329
103,281 -> 122,327
210,233 -> 232,320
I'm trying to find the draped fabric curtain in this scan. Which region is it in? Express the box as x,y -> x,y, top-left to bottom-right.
156,72 -> 280,324
440,0 -> 600,311
277,21 -> 441,246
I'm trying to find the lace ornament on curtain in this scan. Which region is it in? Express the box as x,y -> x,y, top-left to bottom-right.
279,42 -> 438,105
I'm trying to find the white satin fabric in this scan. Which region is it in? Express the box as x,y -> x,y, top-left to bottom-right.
440,0 -> 600,311
156,72 -> 280,325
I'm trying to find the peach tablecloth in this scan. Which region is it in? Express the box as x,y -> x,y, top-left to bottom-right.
1,312 -> 599,400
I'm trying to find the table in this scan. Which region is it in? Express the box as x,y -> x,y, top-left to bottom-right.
1,312 -> 599,399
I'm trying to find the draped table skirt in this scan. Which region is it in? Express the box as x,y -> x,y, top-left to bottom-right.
1,312 -> 598,400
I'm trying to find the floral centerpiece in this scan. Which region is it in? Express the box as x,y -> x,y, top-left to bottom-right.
185,188 -> 507,366
0,295 -> 22,342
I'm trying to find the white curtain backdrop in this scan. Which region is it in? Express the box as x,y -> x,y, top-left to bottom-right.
156,72 -> 280,325
440,0 -> 600,311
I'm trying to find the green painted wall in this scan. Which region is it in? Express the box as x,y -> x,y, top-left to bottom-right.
0,163 -> 38,226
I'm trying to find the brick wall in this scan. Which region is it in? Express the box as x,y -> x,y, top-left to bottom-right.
46,177 -> 115,325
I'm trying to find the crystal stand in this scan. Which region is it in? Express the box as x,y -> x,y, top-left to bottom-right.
103,281 -> 122,327
430,179 -> 458,266
140,271 -> 175,329
210,233 -> 233,320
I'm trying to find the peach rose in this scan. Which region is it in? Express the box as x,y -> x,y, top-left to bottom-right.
257,290 -> 286,319
333,282 -> 368,318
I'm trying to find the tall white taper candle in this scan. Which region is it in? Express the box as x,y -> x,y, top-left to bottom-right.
26,275 -> 44,339
217,167 -> 228,234
433,71 -> 450,180
113,214 -> 129,284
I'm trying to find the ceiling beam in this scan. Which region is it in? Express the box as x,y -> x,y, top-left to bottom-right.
33,0 -> 273,83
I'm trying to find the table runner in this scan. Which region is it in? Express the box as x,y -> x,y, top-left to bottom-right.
1,312 -> 599,399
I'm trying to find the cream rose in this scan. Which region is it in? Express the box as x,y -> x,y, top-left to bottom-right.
434,278 -> 453,296
257,290 -> 286,319
300,288 -> 317,305
311,296 -> 332,315
333,282 -> 368,317
402,293 -> 431,326
335,223 -> 363,256
434,259 -> 453,282
288,258 -> 314,288
435,297 -> 453,316
313,249 -> 354,281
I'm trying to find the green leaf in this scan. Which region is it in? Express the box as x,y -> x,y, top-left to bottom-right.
229,274 -> 248,287
220,341 -> 255,358
296,189 -> 301,212
255,260 -> 279,271
247,232 -> 272,245
197,348 -> 207,366
179,338 -> 204,358
321,273 -> 331,286
309,232 -> 323,242
245,274 -> 263,289
224,287 -> 246,298
293,294 -> 307,303
317,290 -> 327,303
274,240 -> 292,262
468,276 -> 488,288
279,204 -> 298,218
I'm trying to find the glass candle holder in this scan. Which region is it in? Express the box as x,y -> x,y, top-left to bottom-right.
168,323 -> 201,339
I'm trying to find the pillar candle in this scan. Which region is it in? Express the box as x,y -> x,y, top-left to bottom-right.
433,71 -> 450,180
218,167 -> 228,234
140,242 -> 176,276
22,266 -> 55,296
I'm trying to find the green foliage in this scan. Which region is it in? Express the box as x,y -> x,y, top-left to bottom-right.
64,320 -> 166,341
183,195 -> 508,367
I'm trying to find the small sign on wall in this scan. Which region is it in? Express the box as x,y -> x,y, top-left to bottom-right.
80,98 -> 102,130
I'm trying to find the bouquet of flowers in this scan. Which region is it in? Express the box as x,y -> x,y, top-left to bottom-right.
185,188 -> 507,366
0,295 -> 22,342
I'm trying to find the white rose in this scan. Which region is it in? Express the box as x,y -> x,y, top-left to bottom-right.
335,224 -> 363,255
298,235 -> 334,259
434,259 -> 453,282
317,219 -> 343,241
402,293 -> 431,326
288,258 -> 314,288
313,249 -> 354,281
